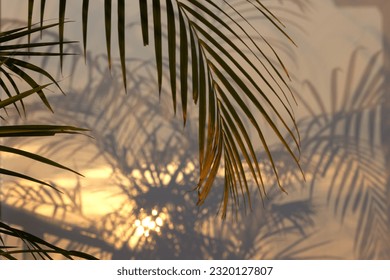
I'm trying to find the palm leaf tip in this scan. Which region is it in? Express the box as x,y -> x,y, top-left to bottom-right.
58,0 -> 67,71
139,0 -> 149,46
118,0 -> 127,90
82,0 -> 90,61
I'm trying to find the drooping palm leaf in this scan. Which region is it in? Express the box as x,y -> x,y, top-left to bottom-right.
166,0 -> 177,113
25,0 -> 46,35
101,0 -> 300,216
153,0 -> 163,94
17,1 -> 301,216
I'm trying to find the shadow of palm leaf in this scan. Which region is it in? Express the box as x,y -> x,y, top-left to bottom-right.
295,48 -> 389,259
271,232 -> 336,259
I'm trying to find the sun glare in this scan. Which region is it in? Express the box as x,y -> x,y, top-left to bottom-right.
128,207 -> 171,250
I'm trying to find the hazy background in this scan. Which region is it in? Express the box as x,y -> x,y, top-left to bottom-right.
1,0 -> 389,259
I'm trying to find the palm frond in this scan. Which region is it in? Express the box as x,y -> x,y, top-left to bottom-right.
0,84 -> 49,111
0,22 -> 76,115
0,222 -> 97,260
0,21 -> 89,258
24,0 -> 301,216
170,1 -> 300,216
0,125 -> 87,137
0,145 -> 83,176
0,125 -> 87,189
0,21 -> 88,199
1,51 -> 314,259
